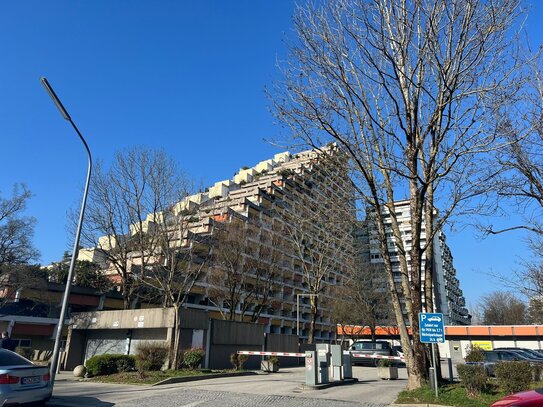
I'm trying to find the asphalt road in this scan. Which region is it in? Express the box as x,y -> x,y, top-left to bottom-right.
47,366 -> 408,407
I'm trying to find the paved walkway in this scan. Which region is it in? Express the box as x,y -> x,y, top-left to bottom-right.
49,366 -> 409,406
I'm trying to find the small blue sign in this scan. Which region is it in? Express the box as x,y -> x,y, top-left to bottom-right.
419,313 -> 445,344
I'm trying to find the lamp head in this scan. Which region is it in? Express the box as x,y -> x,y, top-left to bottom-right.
40,77 -> 71,121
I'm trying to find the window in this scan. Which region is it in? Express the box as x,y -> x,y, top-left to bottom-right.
0,350 -> 32,366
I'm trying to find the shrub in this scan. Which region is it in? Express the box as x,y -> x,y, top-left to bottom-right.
377,358 -> 393,367
183,348 -> 205,369
85,354 -> 136,377
494,361 -> 533,394
268,356 -> 279,366
135,342 -> 168,371
15,347 -> 34,360
464,345 -> 485,362
230,353 -> 248,371
457,363 -> 488,396
116,356 -> 135,373
136,359 -> 152,379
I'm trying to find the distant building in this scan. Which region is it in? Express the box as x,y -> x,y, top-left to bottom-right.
364,200 -> 471,326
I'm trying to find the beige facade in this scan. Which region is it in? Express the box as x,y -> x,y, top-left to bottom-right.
83,145 -> 356,341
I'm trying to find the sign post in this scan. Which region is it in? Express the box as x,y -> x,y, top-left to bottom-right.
419,313 -> 445,398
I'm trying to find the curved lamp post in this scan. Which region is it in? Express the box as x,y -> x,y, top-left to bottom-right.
41,77 -> 92,384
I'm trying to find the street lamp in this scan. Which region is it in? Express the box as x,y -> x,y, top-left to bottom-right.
296,293 -> 318,338
41,77 -> 92,384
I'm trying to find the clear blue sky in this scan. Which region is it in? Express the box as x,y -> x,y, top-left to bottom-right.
1,1 -> 542,308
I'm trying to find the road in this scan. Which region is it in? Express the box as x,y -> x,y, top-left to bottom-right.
47,366 -> 408,407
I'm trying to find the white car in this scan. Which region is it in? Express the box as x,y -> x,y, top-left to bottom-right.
0,349 -> 52,406
428,316 -> 442,322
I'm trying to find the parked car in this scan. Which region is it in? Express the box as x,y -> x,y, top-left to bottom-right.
0,348 -> 52,406
350,341 -> 393,366
491,387 -> 543,406
467,350 -> 536,376
494,347 -> 543,361
392,345 -> 404,359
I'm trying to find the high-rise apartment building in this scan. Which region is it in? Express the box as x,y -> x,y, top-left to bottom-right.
365,200 -> 471,326
81,145 -> 356,341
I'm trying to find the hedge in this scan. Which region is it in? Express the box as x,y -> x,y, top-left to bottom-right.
85,354 -> 136,377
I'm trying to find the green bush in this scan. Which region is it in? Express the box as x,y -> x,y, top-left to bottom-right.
15,347 -> 34,360
230,353 -> 248,371
183,348 -> 205,369
85,354 -> 136,377
268,356 -> 279,366
135,342 -> 168,371
494,361 -> 533,394
457,363 -> 488,396
377,358 -> 393,367
136,359 -> 152,379
116,356 -> 135,372
464,345 -> 485,362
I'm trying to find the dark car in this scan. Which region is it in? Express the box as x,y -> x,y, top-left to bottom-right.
469,350 -> 543,376
491,387 -> 543,406
350,341 -> 394,366
0,348 -> 52,406
494,347 -> 543,361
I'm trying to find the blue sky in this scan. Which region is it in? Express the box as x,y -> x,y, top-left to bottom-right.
1,1 -> 542,308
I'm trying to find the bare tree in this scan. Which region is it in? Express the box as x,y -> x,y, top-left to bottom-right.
332,263 -> 392,344
80,147 -> 189,309
137,197 -> 211,369
0,264 -> 48,309
272,0 -> 522,388
0,184 -> 39,266
281,152 -> 356,343
483,51 -> 543,241
479,291 -> 527,325
208,216 -> 279,323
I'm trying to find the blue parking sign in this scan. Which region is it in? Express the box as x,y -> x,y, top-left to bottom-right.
419,313 -> 445,344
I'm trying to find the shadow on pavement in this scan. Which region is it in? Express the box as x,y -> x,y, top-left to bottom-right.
47,396 -> 115,407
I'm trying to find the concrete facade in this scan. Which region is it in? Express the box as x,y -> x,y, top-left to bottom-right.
80,145 -> 357,342
364,200 -> 470,325
65,308 -> 301,371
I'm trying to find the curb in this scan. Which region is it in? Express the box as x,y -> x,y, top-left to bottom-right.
152,371 -> 259,386
390,404 -> 454,407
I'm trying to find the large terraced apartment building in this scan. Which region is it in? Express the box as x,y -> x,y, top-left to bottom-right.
79,145 -> 356,341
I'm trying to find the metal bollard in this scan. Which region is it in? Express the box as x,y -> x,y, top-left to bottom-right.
342,351 -> 352,379
305,351 -> 318,386
316,344 -> 330,384
330,345 -> 343,381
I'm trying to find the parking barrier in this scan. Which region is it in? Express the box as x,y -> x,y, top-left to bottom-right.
237,351 -> 305,357
348,352 -> 405,361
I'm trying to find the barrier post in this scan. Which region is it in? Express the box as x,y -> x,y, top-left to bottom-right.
316,343 -> 330,384
342,351 -> 352,379
305,351 -> 318,386
330,345 -> 343,381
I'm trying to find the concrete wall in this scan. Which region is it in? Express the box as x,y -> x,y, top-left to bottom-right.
267,333 -> 300,367
65,308 -> 304,371
208,320 -> 265,370
71,307 -> 176,330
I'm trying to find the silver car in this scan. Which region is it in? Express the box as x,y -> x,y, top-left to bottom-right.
0,348 -> 52,406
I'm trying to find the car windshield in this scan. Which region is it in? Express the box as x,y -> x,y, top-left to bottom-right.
512,350 -> 537,359
361,342 -> 388,350
522,349 -> 543,358
0,350 -> 33,367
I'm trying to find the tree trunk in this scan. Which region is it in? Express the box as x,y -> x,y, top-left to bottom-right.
308,296 -> 318,344
171,304 -> 182,370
